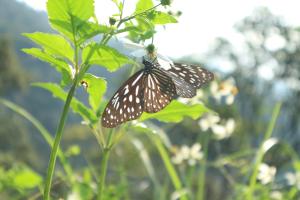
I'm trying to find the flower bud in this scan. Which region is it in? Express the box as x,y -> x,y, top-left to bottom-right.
146,44 -> 155,54
109,17 -> 117,26
161,0 -> 172,6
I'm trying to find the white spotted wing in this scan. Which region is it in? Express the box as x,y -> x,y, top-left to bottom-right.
102,59 -> 214,128
166,63 -> 214,98
143,67 -> 176,113
102,70 -> 144,128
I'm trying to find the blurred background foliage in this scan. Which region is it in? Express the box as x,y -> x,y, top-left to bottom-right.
0,0 -> 299,199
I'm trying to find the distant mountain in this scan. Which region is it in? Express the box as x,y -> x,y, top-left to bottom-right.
0,0 -> 50,47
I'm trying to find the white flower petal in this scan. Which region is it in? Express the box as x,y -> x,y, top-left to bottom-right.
198,119 -> 210,131
284,172 -> 297,185
225,118 -> 235,134
270,191 -> 283,200
262,137 -> 278,153
181,145 -> 190,160
225,94 -> 235,105
188,159 -> 197,166
172,154 -> 184,165
210,81 -> 219,93
211,124 -> 227,139
258,163 -> 276,185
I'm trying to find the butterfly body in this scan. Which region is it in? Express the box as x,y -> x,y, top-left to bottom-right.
102,57 -> 214,128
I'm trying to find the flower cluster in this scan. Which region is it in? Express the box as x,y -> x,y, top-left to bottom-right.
257,163 -> 277,185
171,143 -> 203,166
285,171 -> 300,189
198,114 -> 235,140
210,78 -> 238,105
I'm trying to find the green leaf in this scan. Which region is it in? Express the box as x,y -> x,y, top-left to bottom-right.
33,82 -> 98,123
23,32 -> 74,62
140,100 -> 210,123
112,0 -> 123,12
77,23 -> 113,44
12,168 -> 42,189
136,0 -> 154,13
135,16 -> 155,40
82,43 -> 133,72
22,48 -> 73,86
115,26 -> 140,34
149,11 -> 177,24
47,0 -> 94,40
82,73 -> 107,112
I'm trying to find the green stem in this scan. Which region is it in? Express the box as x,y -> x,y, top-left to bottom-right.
43,76 -> 79,200
97,129 -> 114,200
197,133 -> 210,200
246,102 -> 282,200
100,3 -> 162,45
152,136 -> 188,200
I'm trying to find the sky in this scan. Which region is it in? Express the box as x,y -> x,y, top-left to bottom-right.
18,0 -> 300,59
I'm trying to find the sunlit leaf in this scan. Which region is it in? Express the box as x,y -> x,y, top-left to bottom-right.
47,0 -> 94,41
77,22 -> 113,44
140,100 -> 211,123
82,43 -> 133,72
65,145 -> 81,156
22,48 -> 73,86
112,0 -> 123,12
115,26 -> 140,34
135,16 -> 155,40
33,82 -> 98,123
23,32 -> 74,62
148,11 -> 177,24
12,168 -> 42,189
81,73 -> 107,112
136,0 -> 154,13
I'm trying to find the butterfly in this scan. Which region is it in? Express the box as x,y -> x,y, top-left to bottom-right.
101,57 -> 214,128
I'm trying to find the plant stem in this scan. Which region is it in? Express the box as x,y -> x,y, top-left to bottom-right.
97,129 -> 114,200
196,133 -> 210,200
152,136 -> 188,200
43,77 -> 79,200
246,102 -> 281,200
100,3 -> 162,45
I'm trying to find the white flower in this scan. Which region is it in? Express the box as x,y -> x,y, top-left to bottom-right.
171,189 -> 188,200
67,191 -> 81,200
210,78 -> 238,105
171,143 -> 203,166
285,171 -> 300,189
188,143 -> 203,165
198,114 -> 220,131
225,94 -> 235,105
270,191 -> 283,200
262,138 -> 279,153
211,118 -> 235,140
257,163 -> 276,185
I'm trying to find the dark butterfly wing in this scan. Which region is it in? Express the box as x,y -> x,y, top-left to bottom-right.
102,70 -> 145,128
164,70 -> 196,98
164,63 -> 214,98
143,67 -> 176,113
168,63 -> 214,88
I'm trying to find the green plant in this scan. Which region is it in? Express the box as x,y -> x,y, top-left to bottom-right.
21,0 -> 210,199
